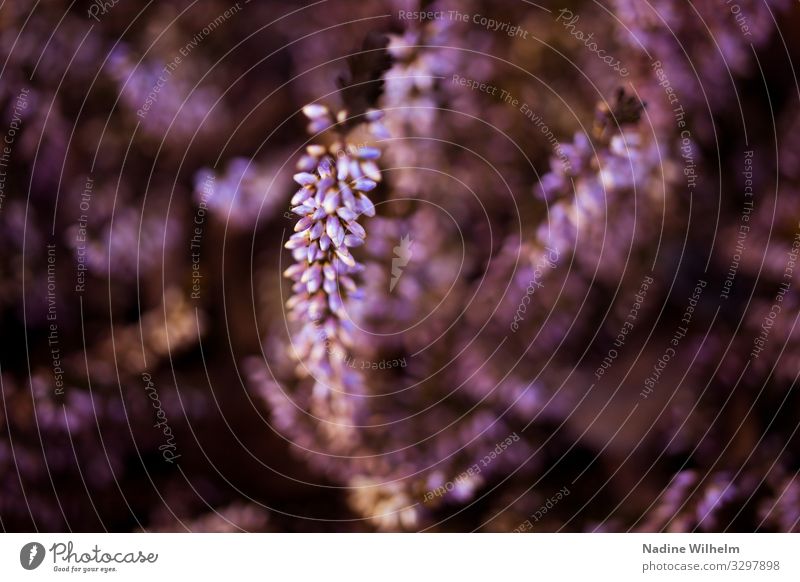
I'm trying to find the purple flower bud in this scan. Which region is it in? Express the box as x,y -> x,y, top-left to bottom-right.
294,216 -> 313,232
283,264 -> 304,278
353,177 -> 377,192
308,119 -> 331,133
340,182 -> 357,211
357,147 -> 380,160
285,234 -> 308,249
291,188 -> 312,206
328,291 -> 344,315
323,317 -> 338,338
286,294 -> 304,310
306,242 -> 318,263
335,247 -> 356,267
323,190 -> 341,215
349,159 -> 363,179
344,234 -> 363,247
293,172 -> 317,186
308,294 -> 326,320
318,158 -> 334,178
323,277 -> 337,294
373,125 -> 390,140
326,215 -> 345,248
300,264 -> 315,282
302,104 -> 329,119
306,270 -> 322,293
346,221 -> 366,239
296,155 -> 317,172
340,276 -> 357,292
310,220 -> 324,240
357,194 -> 375,217
292,204 -> 314,216
360,160 -> 381,182
336,207 -> 357,222
337,157 -> 350,181
319,233 -> 331,252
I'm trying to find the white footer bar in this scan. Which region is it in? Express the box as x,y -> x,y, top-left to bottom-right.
1,533 -> 797,581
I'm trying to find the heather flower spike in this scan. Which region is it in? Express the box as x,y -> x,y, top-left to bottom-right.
283,100 -> 387,439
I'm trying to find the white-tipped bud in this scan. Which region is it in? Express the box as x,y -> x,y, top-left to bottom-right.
293,172 -> 317,186
302,104 -> 329,119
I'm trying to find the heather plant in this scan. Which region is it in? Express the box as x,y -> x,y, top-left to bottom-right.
2,0 -> 800,535
283,103 -> 386,445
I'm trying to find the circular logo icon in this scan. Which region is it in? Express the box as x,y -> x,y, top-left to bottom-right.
20,542 -> 46,570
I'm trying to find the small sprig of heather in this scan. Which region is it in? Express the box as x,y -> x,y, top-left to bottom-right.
283,104 -> 386,438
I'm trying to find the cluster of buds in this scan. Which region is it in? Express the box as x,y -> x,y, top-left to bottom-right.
283,104 -> 385,420
301,103 -> 389,138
